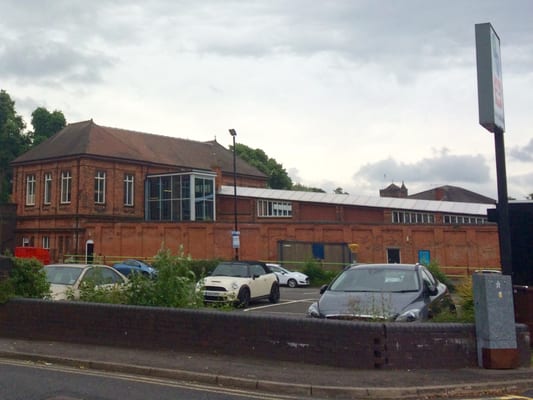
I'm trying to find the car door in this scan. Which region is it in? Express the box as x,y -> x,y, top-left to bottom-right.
270,265 -> 288,285
82,267 -> 125,289
249,264 -> 271,298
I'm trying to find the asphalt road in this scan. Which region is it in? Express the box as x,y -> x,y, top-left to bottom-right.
242,286 -> 321,317
0,359 -> 304,400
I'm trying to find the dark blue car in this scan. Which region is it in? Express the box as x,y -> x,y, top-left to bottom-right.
112,259 -> 157,279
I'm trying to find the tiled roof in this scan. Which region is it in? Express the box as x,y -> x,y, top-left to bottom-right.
12,120 -> 266,178
408,185 -> 496,204
219,185 -> 495,216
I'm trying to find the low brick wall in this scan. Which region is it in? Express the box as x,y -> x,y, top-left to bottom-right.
0,299 -> 530,369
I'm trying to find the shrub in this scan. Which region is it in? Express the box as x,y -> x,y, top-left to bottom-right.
0,279 -> 14,304
124,245 -> 204,308
76,281 -> 128,304
10,257 -> 50,299
426,260 -> 455,292
455,276 -> 475,322
301,260 -> 338,287
188,258 -> 222,279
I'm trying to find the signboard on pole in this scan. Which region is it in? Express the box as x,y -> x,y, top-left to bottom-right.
232,230 -> 240,249
475,23 -> 505,133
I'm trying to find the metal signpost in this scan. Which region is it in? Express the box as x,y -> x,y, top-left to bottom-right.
475,22 -> 512,277
474,23 -> 517,369
229,129 -> 239,261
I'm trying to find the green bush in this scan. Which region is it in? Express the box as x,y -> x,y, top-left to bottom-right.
75,281 -> 128,304
455,276 -> 475,322
10,257 -> 50,299
124,246 -> 204,308
426,260 -> 455,292
301,260 -> 338,287
188,258 -> 222,279
0,279 -> 14,304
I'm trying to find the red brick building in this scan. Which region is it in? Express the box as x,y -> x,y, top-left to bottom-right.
10,120 -> 500,275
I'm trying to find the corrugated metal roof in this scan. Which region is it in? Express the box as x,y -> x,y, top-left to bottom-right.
219,186 -> 494,215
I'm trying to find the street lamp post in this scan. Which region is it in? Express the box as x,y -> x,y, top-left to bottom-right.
229,129 -> 239,260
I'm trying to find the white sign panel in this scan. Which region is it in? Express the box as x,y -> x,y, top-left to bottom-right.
475,23 -> 505,133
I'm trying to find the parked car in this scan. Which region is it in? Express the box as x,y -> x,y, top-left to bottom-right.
44,264 -> 128,300
112,259 -> 157,278
307,263 -> 455,321
267,263 -> 309,288
197,261 -> 280,307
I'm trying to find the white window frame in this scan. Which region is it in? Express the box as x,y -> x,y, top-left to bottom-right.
42,236 -> 50,249
43,172 -> 52,205
60,171 -> 71,204
124,173 -> 134,206
257,199 -> 292,218
25,174 -> 36,205
94,171 -> 106,204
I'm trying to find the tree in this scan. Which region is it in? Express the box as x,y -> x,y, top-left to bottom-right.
292,183 -> 326,193
30,107 -> 66,146
233,143 -> 293,190
334,187 -> 349,195
0,90 -> 30,202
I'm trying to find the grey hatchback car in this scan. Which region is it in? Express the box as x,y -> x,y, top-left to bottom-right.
307,263 -> 454,322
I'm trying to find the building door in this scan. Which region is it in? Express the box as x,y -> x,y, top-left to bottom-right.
86,240 -> 94,264
387,248 -> 400,263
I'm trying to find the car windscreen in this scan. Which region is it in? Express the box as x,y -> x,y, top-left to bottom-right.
45,266 -> 83,285
329,268 -> 420,292
211,263 -> 249,277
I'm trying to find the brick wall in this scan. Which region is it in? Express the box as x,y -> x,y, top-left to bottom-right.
0,299 -> 529,369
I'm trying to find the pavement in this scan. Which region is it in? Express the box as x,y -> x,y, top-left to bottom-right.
0,338 -> 531,399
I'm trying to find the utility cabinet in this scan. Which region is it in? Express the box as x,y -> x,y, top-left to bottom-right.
473,271 -> 518,368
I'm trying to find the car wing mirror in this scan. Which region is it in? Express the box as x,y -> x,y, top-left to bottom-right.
319,284 -> 328,294
425,282 -> 438,296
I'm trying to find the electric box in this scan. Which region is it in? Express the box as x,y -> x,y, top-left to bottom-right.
473,271 -> 518,368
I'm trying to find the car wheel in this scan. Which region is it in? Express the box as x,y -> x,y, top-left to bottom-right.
269,282 -> 280,303
287,279 -> 297,288
236,287 -> 251,308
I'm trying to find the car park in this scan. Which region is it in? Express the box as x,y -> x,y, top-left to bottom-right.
197,261 -> 280,307
267,263 -> 309,288
112,259 -> 157,278
307,263 -> 454,321
44,264 -> 128,300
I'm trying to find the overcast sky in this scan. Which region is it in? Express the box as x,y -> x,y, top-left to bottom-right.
2,0 -> 532,200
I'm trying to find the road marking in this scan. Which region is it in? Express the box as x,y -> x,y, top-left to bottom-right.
243,299 -> 316,312
0,358 -> 306,400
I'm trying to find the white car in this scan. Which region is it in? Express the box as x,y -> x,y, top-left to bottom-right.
267,264 -> 310,288
44,264 -> 128,300
197,261 -> 280,307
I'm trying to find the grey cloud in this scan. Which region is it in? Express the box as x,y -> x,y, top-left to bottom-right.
2,0 -> 532,80
353,151 -> 491,185
510,139 -> 533,162
0,38 -> 113,83
154,1 -> 533,76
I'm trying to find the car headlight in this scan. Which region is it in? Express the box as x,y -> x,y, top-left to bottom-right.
395,309 -> 421,322
307,302 -> 320,318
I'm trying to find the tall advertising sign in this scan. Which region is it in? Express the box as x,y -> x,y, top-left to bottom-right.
475,23 -> 512,277
475,23 -> 505,133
